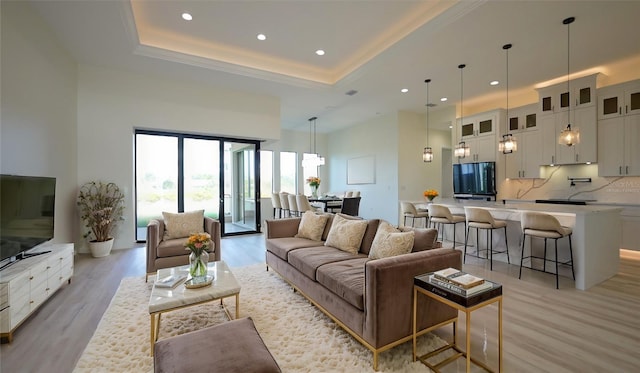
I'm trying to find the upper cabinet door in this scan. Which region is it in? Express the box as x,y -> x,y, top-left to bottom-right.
624,82 -> 640,116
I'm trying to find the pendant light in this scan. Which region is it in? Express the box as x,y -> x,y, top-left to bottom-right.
302,116 -> 325,168
499,43 -> 518,154
423,79 -> 433,162
558,16 -> 580,147
454,64 -> 470,159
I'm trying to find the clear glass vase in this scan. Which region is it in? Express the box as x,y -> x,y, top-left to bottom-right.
189,250 -> 209,279
311,185 -> 319,198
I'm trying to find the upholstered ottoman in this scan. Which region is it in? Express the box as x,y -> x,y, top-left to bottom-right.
154,317 -> 281,373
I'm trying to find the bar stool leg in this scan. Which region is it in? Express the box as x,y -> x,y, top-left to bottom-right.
555,238 -> 560,289
504,226 -> 510,264
568,234 -> 575,280
463,225 -> 470,263
490,229 -> 494,271
519,233 -> 526,279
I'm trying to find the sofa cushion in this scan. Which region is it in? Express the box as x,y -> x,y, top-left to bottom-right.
324,214 -> 368,254
162,210 -> 204,240
316,258 -> 368,311
399,227 -> 438,252
332,214 -> 380,255
288,246 -> 367,280
295,211 -> 329,241
265,237 -> 323,261
369,221 -> 415,260
157,237 -> 190,258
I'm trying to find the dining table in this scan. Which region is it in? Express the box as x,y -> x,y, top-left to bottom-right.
308,196 -> 342,212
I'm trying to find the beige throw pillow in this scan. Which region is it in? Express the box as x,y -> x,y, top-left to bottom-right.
162,210 -> 204,240
295,211 -> 329,241
369,221 -> 415,259
324,214 -> 368,254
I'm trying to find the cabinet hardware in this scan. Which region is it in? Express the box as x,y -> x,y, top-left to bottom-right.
46,266 -> 51,269
522,171 -> 525,177
46,288 -> 50,291
552,156 -> 555,164
29,276 -> 34,280
620,166 -> 623,175
575,154 -> 579,162
30,301 -> 34,304
626,105 -> 628,114
619,107 -> 622,115
626,166 -> 629,174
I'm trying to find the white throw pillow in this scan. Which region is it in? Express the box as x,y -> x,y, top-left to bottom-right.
295,211 -> 329,241
324,214 -> 368,254
162,210 -> 205,240
369,221 -> 415,259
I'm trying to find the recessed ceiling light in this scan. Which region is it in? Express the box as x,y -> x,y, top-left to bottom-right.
315,50 -> 325,56
401,88 -> 408,93
490,80 -> 499,86
440,97 -> 448,102
181,13 -> 193,21
257,34 -> 266,41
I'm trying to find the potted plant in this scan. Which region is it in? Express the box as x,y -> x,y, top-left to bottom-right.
77,181 -> 125,257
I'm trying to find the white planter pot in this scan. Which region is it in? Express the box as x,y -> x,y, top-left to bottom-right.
89,238 -> 114,258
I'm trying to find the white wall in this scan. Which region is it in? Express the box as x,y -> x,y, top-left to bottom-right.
76,65 -> 281,251
1,1 -> 78,245
327,113 -> 400,222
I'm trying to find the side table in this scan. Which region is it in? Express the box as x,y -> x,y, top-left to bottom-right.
412,273 -> 503,372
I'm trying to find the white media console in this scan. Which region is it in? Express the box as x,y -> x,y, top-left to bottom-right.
0,243 -> 74,342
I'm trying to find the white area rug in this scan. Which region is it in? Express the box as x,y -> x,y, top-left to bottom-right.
74,264 -> 450,372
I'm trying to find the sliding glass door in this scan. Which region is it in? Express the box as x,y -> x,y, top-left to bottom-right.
135,130 -> 260,241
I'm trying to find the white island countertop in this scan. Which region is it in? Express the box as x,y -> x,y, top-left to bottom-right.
412,199 -> 622,290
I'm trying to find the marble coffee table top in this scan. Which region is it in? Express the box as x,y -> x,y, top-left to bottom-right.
149,260 -> 240,314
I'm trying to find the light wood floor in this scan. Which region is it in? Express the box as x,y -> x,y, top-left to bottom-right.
1,234 -> 638,372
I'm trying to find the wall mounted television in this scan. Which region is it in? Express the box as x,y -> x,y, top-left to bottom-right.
0,174 -> 56,266
453,162 -> 496,196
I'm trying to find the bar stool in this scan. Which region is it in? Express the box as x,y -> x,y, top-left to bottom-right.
428,204 -> 466,248
519,212 -> 575,289
271,193 -> 282,218
287,194 -> 299,217
464,207 -> 510,270
401,202 -> 429,227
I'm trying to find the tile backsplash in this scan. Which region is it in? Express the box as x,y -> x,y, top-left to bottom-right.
499,164 -> 640,205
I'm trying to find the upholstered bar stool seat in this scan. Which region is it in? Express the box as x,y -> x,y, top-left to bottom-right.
287,194 -> 299,217
519,212 -> 575,289
464,207 -> 510,270
279,192 -> 290,217
154,317 -> 281,373
428,204 -> 466,248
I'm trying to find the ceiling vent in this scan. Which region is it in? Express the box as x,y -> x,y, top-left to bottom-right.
345,90 -> 358,96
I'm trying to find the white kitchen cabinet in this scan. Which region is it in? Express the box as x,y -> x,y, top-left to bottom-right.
505,130 -> 542,179
456,109 -> 503,164
598,79 -> 640,120
598,113 -> 640,176
537,75 -> 598,165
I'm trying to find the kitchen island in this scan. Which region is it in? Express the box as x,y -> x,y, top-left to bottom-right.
415,200 -> 622,290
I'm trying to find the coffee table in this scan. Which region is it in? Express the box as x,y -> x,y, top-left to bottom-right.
148,260 -> 241,356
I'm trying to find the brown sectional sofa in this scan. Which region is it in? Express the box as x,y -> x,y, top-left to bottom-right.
265,214 -> 462,370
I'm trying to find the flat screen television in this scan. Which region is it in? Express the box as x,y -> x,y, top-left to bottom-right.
0,175 -> 56,264
453,162 -> 496,196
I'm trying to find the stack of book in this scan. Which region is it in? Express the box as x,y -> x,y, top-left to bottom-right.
428,268 -> 493,297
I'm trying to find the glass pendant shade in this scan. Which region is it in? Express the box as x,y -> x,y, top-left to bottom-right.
423,147 -> 433,162
303,116 -> 325,167
559,124 -> 579,146
454,142 -> 469,158
499,134 -> 517,154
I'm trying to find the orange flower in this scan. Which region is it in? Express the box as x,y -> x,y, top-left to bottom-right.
423,189 -> 439,198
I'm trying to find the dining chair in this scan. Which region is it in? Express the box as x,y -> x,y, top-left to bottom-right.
340,197 -> 361,216
271,193 -> 282,218
279,192 -> 290,217
287,194 -> 299,217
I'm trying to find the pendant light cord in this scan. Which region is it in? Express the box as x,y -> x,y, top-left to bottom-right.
425,79 -> 430,145
564,17 -> 575,128
459,64 -> 465,127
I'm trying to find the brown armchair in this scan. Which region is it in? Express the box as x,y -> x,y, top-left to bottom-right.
146,216 -> 221,281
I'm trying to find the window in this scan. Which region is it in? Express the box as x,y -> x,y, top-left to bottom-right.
280,151 -> 297,194
259,150 -> 273,198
